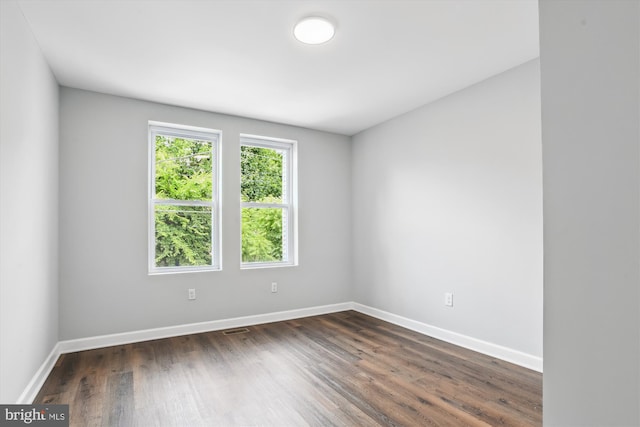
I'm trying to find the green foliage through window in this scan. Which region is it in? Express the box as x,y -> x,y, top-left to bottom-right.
152,131 -> 217,269
242,204 -> 284,263
155,136 -> 212,201
155,205 -> 212,267
240,144 -> 289,264
241,146 -> 283,202
151,127 -> 293,270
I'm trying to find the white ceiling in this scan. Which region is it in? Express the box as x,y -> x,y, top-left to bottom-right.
17,0 -> 540,136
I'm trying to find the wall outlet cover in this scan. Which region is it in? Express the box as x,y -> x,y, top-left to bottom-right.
445,292 -> 453,307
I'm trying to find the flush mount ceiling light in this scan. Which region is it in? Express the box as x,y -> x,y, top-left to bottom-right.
294,16 -> 335,45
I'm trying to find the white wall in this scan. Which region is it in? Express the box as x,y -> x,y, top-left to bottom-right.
539,1 -> 640,425
58,88 -> 352,340
0,1 -> 60,403
352,60 -> 543,360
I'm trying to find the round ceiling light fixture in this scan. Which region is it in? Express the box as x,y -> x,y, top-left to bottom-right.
294,16 -> 335,45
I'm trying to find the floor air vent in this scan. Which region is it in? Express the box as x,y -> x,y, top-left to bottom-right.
222,328 -> 250,336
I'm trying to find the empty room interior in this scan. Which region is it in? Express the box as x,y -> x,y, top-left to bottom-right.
1,1 -> 639,426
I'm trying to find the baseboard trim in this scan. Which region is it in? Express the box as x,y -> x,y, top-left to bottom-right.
21,300 -> 542,402
353,303 -> 543,372
17,342 -> 62,404
19,302 -> 353,402
57,302 -> 354,355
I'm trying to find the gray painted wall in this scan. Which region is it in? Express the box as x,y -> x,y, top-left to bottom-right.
539,1 -> 640,425
58,88 -> 352,340
0,1 -> 60,403
351,60 -> 543,359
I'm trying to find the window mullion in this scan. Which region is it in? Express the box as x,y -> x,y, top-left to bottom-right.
153,199 -> 214,207
241,201 -> 288,209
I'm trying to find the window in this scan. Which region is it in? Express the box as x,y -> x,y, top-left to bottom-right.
240,134 -> 297,268
149,122 -> 221,273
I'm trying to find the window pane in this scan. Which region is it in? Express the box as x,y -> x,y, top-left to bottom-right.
240,146 -> 284,203
155,135 -> 213,201
241,207 -> 286,263
155,204 -> 212,267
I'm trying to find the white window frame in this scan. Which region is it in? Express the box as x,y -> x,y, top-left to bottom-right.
240,134 -> 298,269
148,121 -> 222,274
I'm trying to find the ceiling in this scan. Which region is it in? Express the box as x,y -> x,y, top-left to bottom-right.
17,0 -> 540,136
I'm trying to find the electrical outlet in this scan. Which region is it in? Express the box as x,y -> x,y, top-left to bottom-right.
445,292 -> 453,307
188,288 -> 196,300
271,282 -> 278,293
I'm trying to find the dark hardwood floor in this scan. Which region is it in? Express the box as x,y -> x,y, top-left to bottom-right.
34,311 -> 542,426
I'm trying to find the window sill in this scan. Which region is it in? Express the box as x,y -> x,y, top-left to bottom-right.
149,266 -> 221,275
240,262 -> 297,270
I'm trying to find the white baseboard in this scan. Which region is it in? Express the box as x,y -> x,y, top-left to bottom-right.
353,303 -> 543,372
20,302 -> 352,403
58,302 -> 354,354
17,342 -> 62,404
20,300 -> 542,402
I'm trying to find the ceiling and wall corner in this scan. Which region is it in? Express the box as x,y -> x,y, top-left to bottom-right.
15,0 -> 540,136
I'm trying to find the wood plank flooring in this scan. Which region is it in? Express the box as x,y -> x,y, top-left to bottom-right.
34,311 -> 542,426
